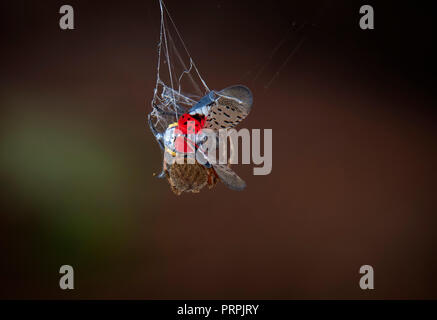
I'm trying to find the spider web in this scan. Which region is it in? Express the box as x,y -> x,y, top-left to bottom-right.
149,0 -> 210,134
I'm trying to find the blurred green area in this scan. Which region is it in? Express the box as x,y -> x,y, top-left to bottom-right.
0,92 -> 161,291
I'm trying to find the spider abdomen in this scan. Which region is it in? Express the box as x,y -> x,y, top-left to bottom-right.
165,158 -> 218,195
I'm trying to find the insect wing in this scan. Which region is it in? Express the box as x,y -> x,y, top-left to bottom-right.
212,164 -> 246,191
204,85 -> 253,130
187,91 -> 216,116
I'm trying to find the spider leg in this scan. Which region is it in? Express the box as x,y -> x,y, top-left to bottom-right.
148,113 -> 164,151
195,149 -> 212,168
148,115 -> 167,179
152,103 -> 178,117
156,170 -> 166,178
148,101 -> 186,180
152,102 -> 186,117
173,102 -> 187,115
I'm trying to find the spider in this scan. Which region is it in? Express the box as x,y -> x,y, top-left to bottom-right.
148,85 -> 253,195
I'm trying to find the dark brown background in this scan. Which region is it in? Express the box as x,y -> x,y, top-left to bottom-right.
1,0 -> 436,299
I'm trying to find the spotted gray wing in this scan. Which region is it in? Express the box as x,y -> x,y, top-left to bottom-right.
212,164 -> 246,191
204,85 -> 253,130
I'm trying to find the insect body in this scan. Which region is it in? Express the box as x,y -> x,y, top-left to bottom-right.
148,85 -> 253,195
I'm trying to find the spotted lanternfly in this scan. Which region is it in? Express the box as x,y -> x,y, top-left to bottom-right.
148,85 -> 253,195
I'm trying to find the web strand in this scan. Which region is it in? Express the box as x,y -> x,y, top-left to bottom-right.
150,0 -> 210,134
